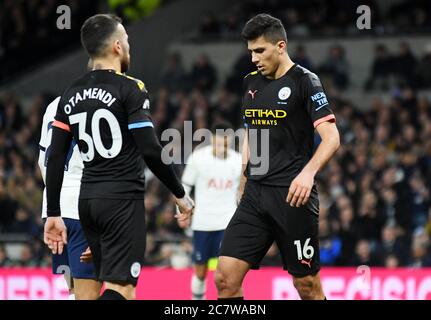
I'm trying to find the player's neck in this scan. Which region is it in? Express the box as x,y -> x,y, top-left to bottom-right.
271,56 -> 295,80
92,58 -> 122,73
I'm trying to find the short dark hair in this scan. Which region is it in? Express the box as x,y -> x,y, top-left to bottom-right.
211,121 -> 233,135
241,13 -> 287,44
80,14 -> 122,58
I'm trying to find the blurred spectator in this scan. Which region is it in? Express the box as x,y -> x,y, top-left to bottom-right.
225,51 -> 256,94
425,209 -> 431,238
199,12 -> 220,36
364,44 -> 394,91
292,45 -> 314,71
7,208 -> 39,236
376,222 -> 409,265
334,195 -> 358,265
319,45 -> 349,90
210,88 -> 241,128
0,178 -> 18,231
190,54 -> 217,92
0,93 -> 24,132
319,218 -> 342,265
161,52 -> 188,92
353,190 -> 386,241
283,8 -> 309,37
408,228 -> 431,267
408,171 -> 430,229
16,243 -> 38,267
416,44 -> 431,89
393,42 -> 417,87
0,245 -> 14,267
221,8 -> 242,37
384,253 -> 400,269
350,239 -> 382,266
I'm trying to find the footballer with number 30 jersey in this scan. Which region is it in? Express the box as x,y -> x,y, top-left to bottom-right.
44,14 -> 193,300
49,68 -> 186,288
53,69 -> 151,199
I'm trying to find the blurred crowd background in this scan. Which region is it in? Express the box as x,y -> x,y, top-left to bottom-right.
1,0 -> 431,270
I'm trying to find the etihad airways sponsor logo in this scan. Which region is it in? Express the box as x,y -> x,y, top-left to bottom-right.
244,109 -> 287,118
244,108 -> 287,126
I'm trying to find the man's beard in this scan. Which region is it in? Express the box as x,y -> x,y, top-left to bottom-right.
121,56 -> 130,73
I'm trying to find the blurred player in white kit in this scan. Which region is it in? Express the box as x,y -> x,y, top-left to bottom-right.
179,121 -> 242,300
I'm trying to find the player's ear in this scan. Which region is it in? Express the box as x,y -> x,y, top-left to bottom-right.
113,39 -> 122,55
277,41 -> 286,54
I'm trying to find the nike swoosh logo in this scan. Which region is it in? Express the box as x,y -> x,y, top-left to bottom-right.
315,103 -> 329,111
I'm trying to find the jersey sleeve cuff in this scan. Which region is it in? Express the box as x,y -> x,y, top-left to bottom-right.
52,120 -> 71,132
174,187 -> 186,199
47,209 -> 61,217
128,120 -> 154,130
313,114 -> 336,128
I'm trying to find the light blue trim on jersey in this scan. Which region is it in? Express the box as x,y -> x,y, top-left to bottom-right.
128,121 -> 154,130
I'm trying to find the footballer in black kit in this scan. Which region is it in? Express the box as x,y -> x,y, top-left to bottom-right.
243,65 -> 335,189
54,70 -> 164,286
221,64 -> 335,275
55,70 -> 152,200
216,14 -> 340,300
44,14 -> 193,300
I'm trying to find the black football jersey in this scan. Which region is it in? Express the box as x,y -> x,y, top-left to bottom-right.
54,69 -> 153,199
242,64 -> 336,186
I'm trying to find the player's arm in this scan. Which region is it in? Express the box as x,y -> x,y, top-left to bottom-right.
131,127 -> 194,219
46,126 -> 71,216
287,122 -> 339,207
177,154 -> 197,228
44,121 -> 71,254
308,122 -> 340,174
287,73 -> 340,207
125,79 -> 194,218
238,128 -> 249,201
131,127 -> 184,198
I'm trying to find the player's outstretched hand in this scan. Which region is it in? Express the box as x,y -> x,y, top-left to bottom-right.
43,217 -> 67,255
80,247 -> 93,263
177,216 -> 191,228
286,168 -> 315,207
175,194 -> 194,222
